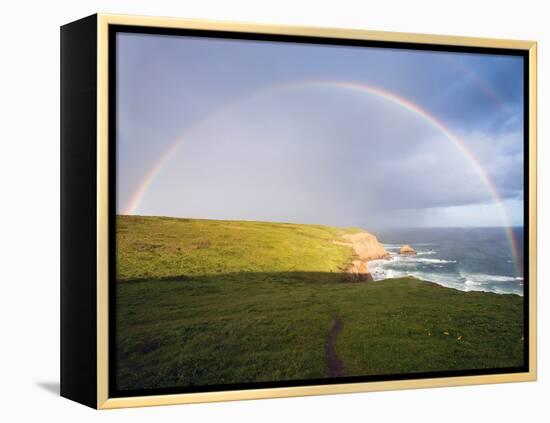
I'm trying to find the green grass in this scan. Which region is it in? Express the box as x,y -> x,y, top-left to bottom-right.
117,215 -> 360,280
115,215 -> 524,390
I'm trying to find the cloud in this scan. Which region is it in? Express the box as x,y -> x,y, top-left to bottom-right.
135,89 -> 524,228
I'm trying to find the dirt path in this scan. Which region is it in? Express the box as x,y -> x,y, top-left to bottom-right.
325,315 -> 345,377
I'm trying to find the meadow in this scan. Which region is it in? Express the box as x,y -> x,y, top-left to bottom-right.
115,215 -> 524,390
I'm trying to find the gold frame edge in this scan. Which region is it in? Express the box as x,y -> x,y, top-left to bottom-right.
95,13 -> 538,409
97,14 -> 110,409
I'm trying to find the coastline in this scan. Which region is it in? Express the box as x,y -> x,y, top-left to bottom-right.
365,228 -> 524,297
333,226 -> 523,297
336,231 -> 389,281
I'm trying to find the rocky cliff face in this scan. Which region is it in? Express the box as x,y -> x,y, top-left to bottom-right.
337,232 -> 389,282
341,232 -> 390,261
346,259 -> 373,282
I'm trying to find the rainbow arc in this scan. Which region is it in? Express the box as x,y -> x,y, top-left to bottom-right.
122,80 -> 522,276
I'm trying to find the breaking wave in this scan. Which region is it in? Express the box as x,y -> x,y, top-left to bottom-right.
369,243 -> 523,296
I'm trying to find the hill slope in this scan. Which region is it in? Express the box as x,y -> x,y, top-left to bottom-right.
117,215 -> 366,280
115,215 -> 524,391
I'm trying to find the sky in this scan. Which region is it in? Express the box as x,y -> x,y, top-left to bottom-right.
116,32 -> 524,230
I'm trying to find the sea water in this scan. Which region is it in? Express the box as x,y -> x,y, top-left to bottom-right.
368,227 -> 524,296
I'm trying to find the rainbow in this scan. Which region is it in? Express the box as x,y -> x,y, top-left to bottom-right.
123,80 -> 522,276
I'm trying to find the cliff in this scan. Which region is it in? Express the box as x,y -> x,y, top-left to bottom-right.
337,232 -> 389,281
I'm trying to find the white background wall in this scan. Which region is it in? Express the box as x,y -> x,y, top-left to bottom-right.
1,0 -> 547,421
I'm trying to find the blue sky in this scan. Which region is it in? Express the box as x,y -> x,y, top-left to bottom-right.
116,32 -> 524,229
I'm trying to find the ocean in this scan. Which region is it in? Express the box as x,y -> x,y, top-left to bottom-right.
368,227 -> 524,296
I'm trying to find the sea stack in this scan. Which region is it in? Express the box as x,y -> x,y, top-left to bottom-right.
399,244 -> 417,255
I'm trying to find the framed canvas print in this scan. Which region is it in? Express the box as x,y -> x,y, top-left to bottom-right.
60,13 -> 537,409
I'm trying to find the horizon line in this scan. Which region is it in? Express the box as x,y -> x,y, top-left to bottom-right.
116,213 -> 524,230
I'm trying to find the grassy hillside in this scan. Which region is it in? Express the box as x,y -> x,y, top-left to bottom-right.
117,215 -> 361,280
115,215 -> 524,391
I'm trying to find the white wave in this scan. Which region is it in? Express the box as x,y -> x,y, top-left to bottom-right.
417,258 -> 456,264
369,259 -> 523,296
416,251 -> 437,256
389,256 -> 456,264
417,272 -> 522,296
462,273 -> 519,283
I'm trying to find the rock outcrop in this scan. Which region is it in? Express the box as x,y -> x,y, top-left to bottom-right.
346,259 -> 374,282
399,244 -> 416,255
341,232 -> 390,261
337,232 -> 389,282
